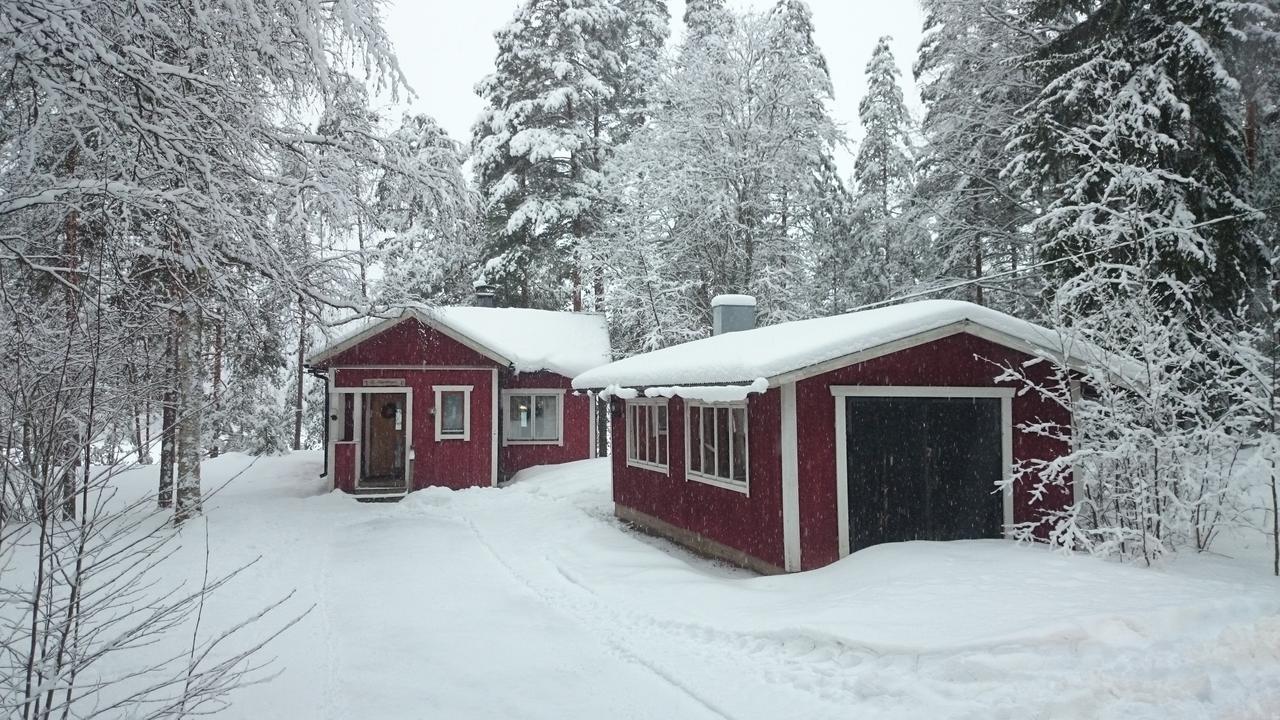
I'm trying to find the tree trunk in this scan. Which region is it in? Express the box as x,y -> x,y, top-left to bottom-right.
208,319 -> 223,459
158,318 -> 177,508
293,299 -> 306,451
973,235 -> 984,306
357,215 -> 368,299
60,146 -> 81,521
174,304 -> 203,525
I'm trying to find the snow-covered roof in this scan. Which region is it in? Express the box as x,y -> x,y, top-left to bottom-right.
308,306 -> 612,377
573,300 -> 1118,390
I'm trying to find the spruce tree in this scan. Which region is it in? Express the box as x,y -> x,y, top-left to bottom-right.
1009,0 -> 1268,313
472,0 -> 667,309
683,0 -> 729,40
851,36 -> 920,304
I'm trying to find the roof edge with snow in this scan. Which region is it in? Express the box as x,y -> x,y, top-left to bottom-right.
572,300 -> 1136,393
305,309 -> 513,369
306,306 -> 612,378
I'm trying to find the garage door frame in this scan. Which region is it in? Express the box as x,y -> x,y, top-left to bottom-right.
830,385 -> 1015,559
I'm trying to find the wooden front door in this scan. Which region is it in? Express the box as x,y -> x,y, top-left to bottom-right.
362,392 -> 407,486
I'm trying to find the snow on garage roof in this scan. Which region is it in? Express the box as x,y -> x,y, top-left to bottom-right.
307,306 -> 612,378
573,299 -> 1122,390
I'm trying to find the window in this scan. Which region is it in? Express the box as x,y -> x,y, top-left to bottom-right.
686,402 -> 748,492
502,390 -> 564,445
626,400 -> 669,473
434,385 -> 472,441
334,393 -> 355,442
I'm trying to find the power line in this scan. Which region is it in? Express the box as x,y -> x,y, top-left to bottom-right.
845,209 -> 1263,314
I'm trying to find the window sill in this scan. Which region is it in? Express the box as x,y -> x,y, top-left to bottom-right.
626,459 -> 669,476
436,433 -> 469,442
503,439 -> 563,447
686,471 -> 749,495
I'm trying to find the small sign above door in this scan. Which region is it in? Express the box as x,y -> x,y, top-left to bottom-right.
362,378 -> 405,387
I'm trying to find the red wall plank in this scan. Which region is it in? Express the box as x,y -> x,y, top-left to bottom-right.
326,318 -> 497,368
612,390 -> 785,570
500,371 -> 594,477
334,443 -> 357,493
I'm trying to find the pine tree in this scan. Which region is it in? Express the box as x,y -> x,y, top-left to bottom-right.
851,36 -> 921,304
472,0 -> 668,309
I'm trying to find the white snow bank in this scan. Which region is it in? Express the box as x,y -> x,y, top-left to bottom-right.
641,377 -> 769,402
309,306 -> 612,377
64,454 -> 1280,720
574,299 -> 1128,389
711,294 -> 756,307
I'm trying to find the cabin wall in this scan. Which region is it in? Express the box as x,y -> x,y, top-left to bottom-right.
328,318 -> 495,367
611,390 -> 785,572
794,332 -> 1072,569
500,371 -> 593,478
333,367 -> 496,490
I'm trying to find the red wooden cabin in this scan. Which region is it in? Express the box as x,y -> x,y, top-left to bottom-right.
574,297 -> 1099,574
307,306 -> 610,497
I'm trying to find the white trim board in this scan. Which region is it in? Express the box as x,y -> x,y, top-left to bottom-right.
780,382 -> 801,572
490,369 -> 499,487
831,385 -> 1015,559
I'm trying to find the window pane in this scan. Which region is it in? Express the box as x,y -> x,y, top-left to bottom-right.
534,395 -> 558,440
731,407 -> 747,483
656,406 -> 668,466
656,409 -> 667,466
636,404 -> 648,462
441,391 -> 465,434
340,394 -> 354,442
627,406 -> 637,461
701,407 -> 716,475
508,395 -> 531,440
716,407 -> 730,480
688,407 -> 700,473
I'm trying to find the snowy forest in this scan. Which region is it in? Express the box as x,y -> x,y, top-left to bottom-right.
2,0 -> 1280,716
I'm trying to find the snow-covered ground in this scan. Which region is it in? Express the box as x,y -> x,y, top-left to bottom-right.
90,453 -> 1280,718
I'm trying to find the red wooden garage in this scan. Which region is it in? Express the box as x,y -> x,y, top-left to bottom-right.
307,305 -> 611,497
573,297 -> 1100,574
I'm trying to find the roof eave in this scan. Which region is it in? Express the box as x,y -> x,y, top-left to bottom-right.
576,318 -> 1132,393
305,308 -> 516,371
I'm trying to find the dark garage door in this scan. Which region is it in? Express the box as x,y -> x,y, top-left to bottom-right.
845,396 -> 1004,553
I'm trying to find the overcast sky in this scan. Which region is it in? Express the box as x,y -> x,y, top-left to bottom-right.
379,0 -> 924,166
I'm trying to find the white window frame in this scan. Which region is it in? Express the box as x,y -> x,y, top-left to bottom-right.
625,399 -> 670,475
433,385 -> 473,441
500,389 -> 565,446
684,400 -> 750,495
830,385 -> 1015,559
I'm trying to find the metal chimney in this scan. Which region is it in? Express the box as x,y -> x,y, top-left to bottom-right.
474,284 -> 497,308
712,294 -> 756,335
